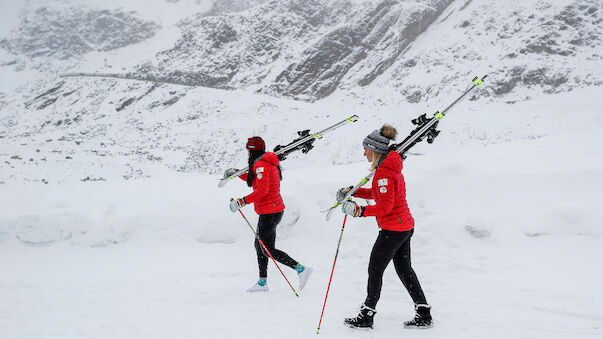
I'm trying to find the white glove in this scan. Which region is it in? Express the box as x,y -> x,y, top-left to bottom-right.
336,186 -> 353,202
223,168 -> 238,180
341,200 -> 364,217
229,198 -> 246,213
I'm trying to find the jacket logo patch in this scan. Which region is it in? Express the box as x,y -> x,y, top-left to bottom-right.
256,167 -> 264,173
378,179 -> 388,186
257,173 -> 263,179
380,187 -> 387,193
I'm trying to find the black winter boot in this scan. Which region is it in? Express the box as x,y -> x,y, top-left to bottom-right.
344,304 -> 376,329
403,304 -> 433,329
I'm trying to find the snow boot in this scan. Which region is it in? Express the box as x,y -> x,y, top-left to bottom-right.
296,264 -> 313,291
246,277 -> 269,293
344,304 -> 376,329
403,304 -> 433,329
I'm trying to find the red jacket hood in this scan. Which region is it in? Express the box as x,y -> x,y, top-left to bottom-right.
379,151 -> 402,172
257,152 -> 280,166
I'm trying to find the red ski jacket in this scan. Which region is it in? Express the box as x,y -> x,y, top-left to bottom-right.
239,152 -> 285,215
353,151 -> 414,231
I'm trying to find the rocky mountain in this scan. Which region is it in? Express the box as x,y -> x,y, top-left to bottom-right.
112,0 -> 602,100
132,0 -> 463,100
0,0 -> 601,183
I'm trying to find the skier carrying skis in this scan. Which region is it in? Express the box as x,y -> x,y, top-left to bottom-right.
338,125 -> 432,329
226,136 -> 313,293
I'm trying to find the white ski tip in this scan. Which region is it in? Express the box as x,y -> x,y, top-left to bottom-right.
246,283 -> 269,293
218,179 -> 229,188
298,267 -> 313,291
326,207 -> 335,221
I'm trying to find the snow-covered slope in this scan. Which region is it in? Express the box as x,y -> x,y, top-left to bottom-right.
1,129 -> 602,337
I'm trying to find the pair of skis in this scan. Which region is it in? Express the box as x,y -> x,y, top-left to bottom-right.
323,75 -> 488,221
218,115 -> 359,187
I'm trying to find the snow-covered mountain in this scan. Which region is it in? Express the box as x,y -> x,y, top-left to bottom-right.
1,0 -> 600,183
5,0 -> 600,98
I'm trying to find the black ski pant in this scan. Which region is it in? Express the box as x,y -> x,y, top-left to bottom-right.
364,228 -> 428,309
255,211 -> 298,277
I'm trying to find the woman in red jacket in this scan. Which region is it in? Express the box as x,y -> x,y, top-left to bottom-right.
227,137 -> 313,293
339,125 -> 432,329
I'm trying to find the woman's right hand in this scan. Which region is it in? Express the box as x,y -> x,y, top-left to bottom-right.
223,168 -> 239,179
336,186 -> 353,201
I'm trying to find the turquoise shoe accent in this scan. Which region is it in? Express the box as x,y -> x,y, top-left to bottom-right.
295,264 -> 305,273
258,277 -> 267,286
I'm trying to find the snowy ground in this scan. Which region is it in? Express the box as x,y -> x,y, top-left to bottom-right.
2,0 -> 603,337
1,123 -> 602,338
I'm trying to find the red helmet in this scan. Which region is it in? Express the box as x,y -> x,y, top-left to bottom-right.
246,137 -> 265,151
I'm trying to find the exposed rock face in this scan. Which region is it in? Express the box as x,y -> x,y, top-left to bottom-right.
269,0 -> 403,99
135,0 -> 352,92
521,0 -> 601,57
385,0 -> 602,103
0,7 -> 160,60
492,0 -> 602,95
267,0 -> 455,99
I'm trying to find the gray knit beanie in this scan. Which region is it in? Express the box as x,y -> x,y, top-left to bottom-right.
362,125 -> 397,154
363,130 -> 390,154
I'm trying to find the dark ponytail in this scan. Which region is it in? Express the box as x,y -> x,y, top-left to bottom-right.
246,150 -> 282,187
247,150 -> 264,187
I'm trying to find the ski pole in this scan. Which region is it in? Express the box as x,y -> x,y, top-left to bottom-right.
316,214 -> 348,334
236,207 -> 299,297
